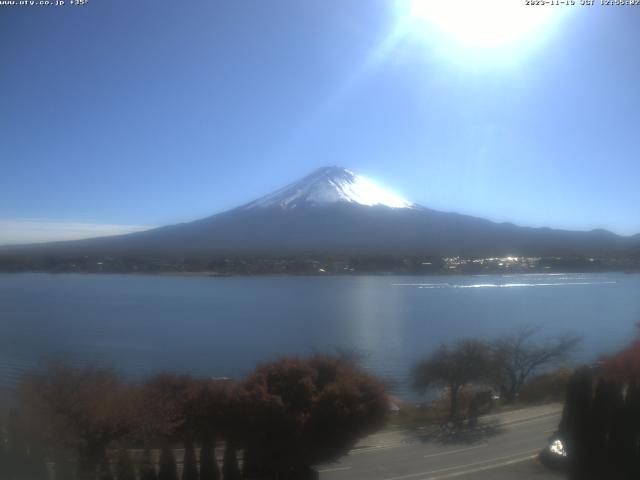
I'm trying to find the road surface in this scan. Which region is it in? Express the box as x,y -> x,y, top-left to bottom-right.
318,403 -> 564,480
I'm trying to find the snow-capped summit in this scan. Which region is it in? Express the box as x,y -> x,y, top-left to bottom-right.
4,164 -> 635,259
243,166 -> 416,210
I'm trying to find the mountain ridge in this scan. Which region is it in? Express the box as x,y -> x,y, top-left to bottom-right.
1,167 -> 639,260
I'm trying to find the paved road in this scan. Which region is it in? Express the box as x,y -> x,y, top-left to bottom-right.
318,404 -> 565,480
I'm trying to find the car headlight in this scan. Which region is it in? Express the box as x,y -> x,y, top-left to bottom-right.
549,438 -> 567,457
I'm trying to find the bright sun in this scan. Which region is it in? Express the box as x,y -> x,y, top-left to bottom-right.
406,0 -> 558,49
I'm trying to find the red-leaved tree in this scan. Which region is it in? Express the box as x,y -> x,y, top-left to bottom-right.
238,355 -> 388,479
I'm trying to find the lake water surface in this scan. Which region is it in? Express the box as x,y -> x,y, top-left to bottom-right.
1,272 -> 639,399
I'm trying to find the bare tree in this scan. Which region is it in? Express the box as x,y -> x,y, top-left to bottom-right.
491,326 -> 580,403
413,340 -> 492,422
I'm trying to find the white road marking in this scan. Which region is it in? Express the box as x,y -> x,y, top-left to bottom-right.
423,444 -> 488,459
481,407 -> 561,424
425,454 -> 537,479
499,412 -> 560,428
350,412 -> 558,457
498,412 -> 562,426
382,449 -> 540,480
350,443 -> 407,455
349,412 -> 558,457
318,466 -> 353,473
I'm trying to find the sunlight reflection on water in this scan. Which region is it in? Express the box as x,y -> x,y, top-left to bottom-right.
0,272 -> 638,400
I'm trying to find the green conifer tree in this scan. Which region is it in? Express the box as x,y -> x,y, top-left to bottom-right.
221,442 -> 242,480
139,449 -> 157,480
0,412 -> 8,480
241,443 -> 262,480
561,368 -> 592,480
588,378 -> 612,478
198,437 -> 219,480
158,445 -> 178,480
53,449 -> 76,480
115,449 -> 136,480
97,457 -> 113,480
7,410 -> 29,480
181,441 -> 198,480
626,382 -> 640,479
608,383 -> 631,478
25,441 -> 50,480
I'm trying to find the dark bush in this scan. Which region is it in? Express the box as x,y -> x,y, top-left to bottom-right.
519,368 -> 572,404
238,355 -> 388,477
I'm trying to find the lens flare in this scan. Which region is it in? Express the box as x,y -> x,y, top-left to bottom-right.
406,0 -> 560,49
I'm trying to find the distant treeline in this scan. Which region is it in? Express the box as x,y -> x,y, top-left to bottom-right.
1,253 -> 638,275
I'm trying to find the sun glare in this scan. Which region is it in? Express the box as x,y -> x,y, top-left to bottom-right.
406,0 -> 559,50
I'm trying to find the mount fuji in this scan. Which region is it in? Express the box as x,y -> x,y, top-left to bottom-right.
3,166 -> 638,258
242,166 -> 415,210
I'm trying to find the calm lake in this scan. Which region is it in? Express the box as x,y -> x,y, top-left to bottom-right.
1,272 -> 639,399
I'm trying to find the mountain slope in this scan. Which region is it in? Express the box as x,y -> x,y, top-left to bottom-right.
2,167 -> 638,258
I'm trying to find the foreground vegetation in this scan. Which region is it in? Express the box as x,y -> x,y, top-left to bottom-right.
558,340 -> 640,480
4,325 -> 638,479
0,355 -> 388,480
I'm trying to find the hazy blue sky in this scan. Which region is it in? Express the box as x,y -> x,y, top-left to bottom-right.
1,0 -> 639,244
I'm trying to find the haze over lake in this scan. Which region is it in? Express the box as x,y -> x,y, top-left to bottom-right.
1,272 -> 638,399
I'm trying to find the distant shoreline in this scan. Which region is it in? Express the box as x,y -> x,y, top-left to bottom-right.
2,252 -> 639,276
1,268 -> 638,278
